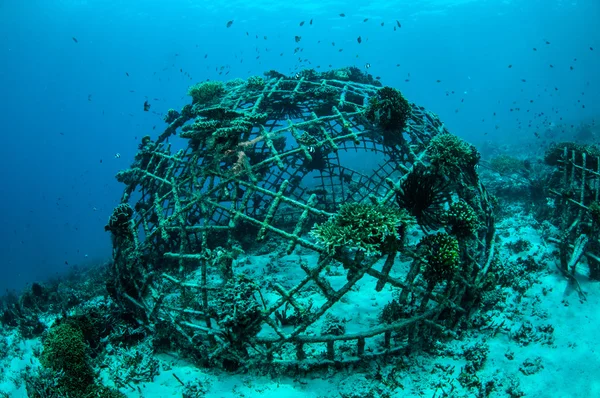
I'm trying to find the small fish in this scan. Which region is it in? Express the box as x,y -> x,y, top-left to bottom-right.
114,153 -> 121,159
357,36 -> 362,44
339,13 -> 345,17
508,64 -> 512,68
533,48 -> 537,51
363,18 -> 368,22
295,36 -> 301,43
310,19 -> 313,25
72,37 -> 78,43
143,100 -> 151,111
381,22 -> 384,26
299,21 -> 305,26
396,20 -> 401,28
591,47 -> 594,51
126,72 -> 129,77
226,20 -> 234,28
365,63 -> 370,69
87,94 -> 92,101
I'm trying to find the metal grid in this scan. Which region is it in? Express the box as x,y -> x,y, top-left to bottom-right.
106,68 -> 496,370
548,147 -> 600,296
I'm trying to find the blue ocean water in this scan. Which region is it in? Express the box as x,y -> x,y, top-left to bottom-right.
0,0 -> 598,293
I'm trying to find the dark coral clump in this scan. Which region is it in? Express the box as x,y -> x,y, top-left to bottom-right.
427,133 -> 480,177
445,200 -> 480,238
396,165 -> 450,231
365,86 -> 411,141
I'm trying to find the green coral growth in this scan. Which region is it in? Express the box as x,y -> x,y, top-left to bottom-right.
427,133 -> 480,176
445,200 -> 480,237
40,323 -> 95,395
365,86 -> 411,136
311,202 -> 414,256
489,154 -> 525,174
418,232 -> 460,285
246,75 -> 265,90
187,80 -> 225,105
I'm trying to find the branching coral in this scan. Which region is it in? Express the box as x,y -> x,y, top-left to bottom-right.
365,86 -> 411,145
311,202 -> 414,256
187,81 -> 225,105
444,200 -> 480,238
427,133 -> 479,177
418,232 -> 460,285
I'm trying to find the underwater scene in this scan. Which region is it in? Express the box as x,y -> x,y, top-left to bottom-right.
0,0 -> 599,397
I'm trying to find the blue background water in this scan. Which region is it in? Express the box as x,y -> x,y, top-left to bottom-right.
0,0 -> 598,292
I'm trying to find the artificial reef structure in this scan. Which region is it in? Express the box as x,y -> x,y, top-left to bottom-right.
105,67 -> 496,371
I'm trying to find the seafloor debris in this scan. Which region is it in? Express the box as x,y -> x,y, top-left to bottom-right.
105,67 -> 496,371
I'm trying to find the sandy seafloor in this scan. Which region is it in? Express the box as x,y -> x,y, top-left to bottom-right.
1,205 -> 599,398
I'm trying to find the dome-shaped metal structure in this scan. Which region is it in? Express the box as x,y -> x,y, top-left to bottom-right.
106,67 -> 495,371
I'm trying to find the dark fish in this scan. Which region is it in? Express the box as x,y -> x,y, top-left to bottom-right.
436,80 -> 441,83
72,37 -> 78,43
533,48 -> 537,51
295,36 -> 301,43
396,20 -> 401,28
570,66 -> 574,70
381,22 -> 384,26
591,47 -> 594,51
363,18 -> 368,22
339,13 -> 345,17
508,64 -> 512,68
126,72 -> 129,77
226,20 -> 234,28
332,42 -> 335,46
205,54 -> 208,58
357,36 -> 362,44
143,100 -> 151,111
545,41 -> 550,44
310,19 -> 313,25
87,94 -> 92,101
375,76 -> 381,80
246,32 -> 249,35
299,21 -> 305,26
